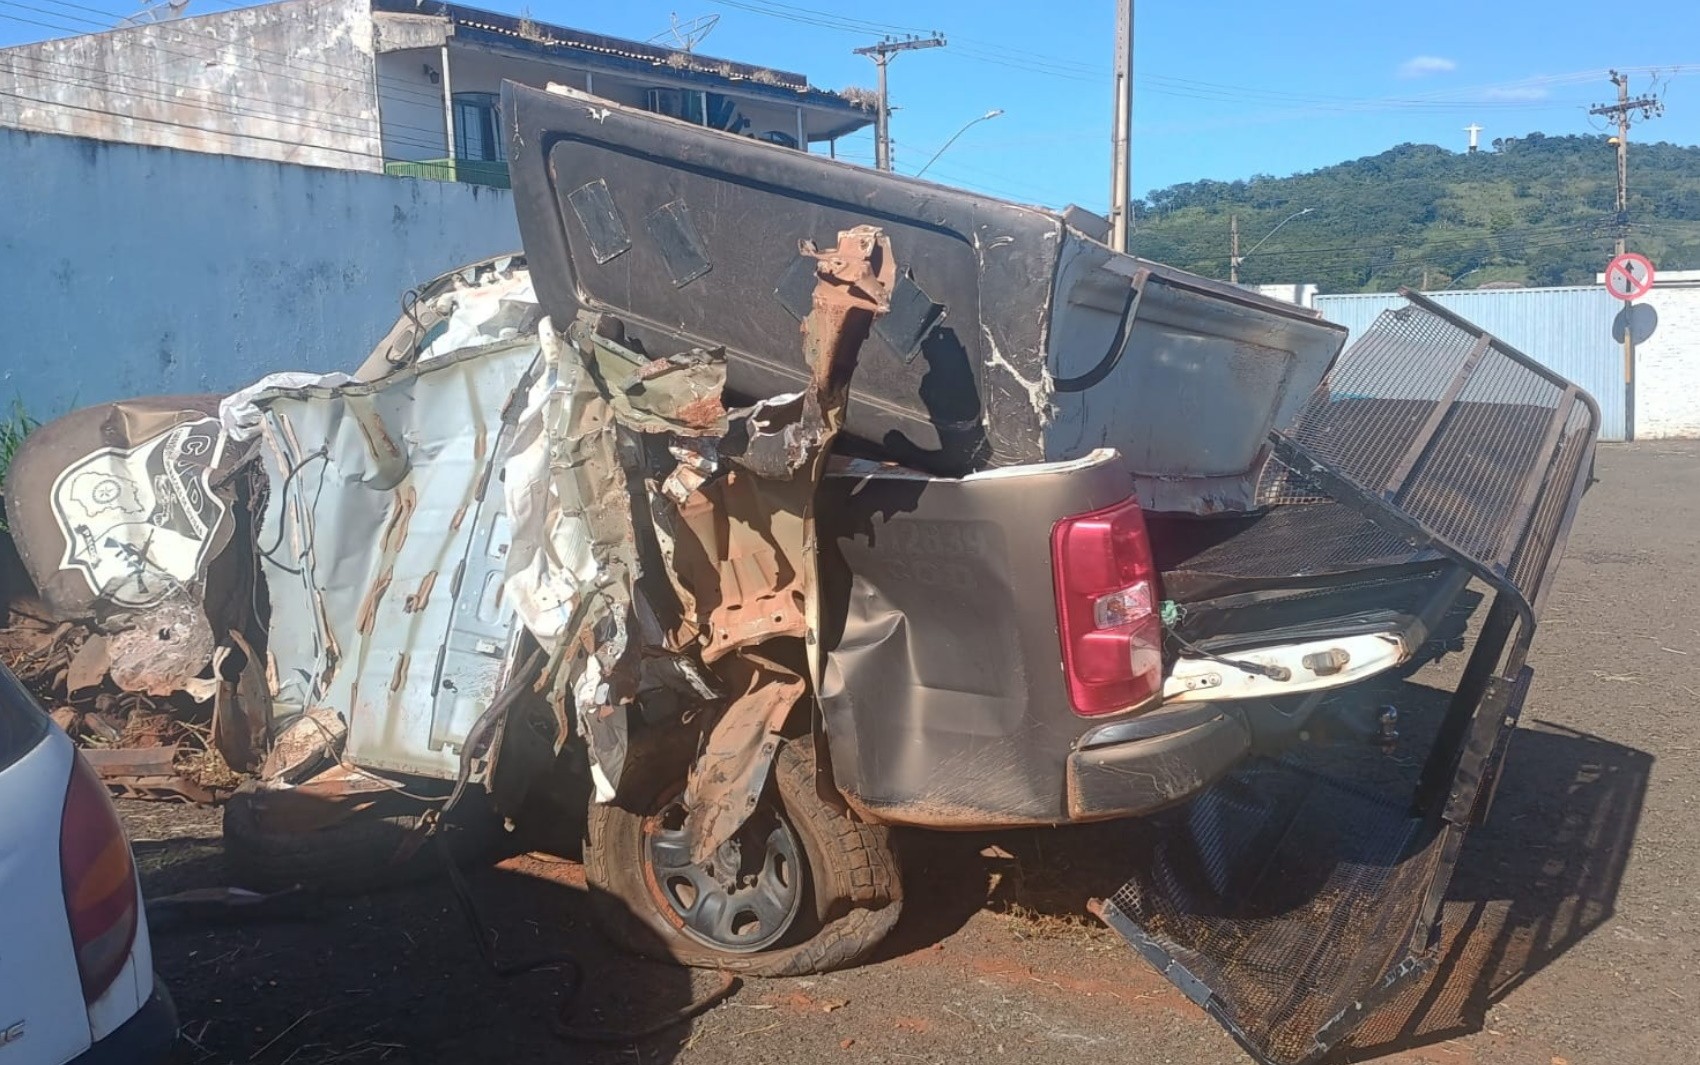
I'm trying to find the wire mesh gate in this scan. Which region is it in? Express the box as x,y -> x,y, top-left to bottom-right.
1099,290 -> 1599,1065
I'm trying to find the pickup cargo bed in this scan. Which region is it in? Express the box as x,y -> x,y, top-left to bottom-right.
504,81 -> 1347,516
1150,501 -> 1463,653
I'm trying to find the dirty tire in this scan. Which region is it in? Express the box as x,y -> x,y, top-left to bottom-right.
222,788 -> 502,896
585,734 -> 902,977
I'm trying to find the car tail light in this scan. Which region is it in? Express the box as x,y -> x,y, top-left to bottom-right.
59,751 -> 138,1002
1051,495 -> 1163,716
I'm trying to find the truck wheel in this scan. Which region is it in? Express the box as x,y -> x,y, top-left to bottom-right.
584,733 -> 902,977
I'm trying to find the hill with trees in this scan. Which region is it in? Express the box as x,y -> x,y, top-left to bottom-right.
1127,133 -> 1700,293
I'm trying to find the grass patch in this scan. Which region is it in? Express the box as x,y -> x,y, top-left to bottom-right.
0,399 -> 38,530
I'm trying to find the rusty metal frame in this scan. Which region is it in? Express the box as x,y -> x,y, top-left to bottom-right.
677,227 -> 895,859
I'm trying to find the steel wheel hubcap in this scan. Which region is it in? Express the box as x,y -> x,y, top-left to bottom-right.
643,799 -> 805,953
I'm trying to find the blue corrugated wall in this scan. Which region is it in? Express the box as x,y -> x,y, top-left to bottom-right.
1315,287 -> 1627,441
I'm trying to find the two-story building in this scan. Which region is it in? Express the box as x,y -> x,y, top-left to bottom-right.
0,0 -> 873,186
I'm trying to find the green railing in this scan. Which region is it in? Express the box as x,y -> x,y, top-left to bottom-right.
384,158 -> 511,190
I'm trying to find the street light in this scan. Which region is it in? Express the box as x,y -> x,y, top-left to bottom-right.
1231,207 -> 1314,284
914,108 -> 1004,179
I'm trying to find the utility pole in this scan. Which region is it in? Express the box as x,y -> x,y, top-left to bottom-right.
1108,0 -> 1134,252
1590,69 -> 1663,440
1229,214 -> 1240,284
1591,70 -> 1662,257
854,34 -> 946,171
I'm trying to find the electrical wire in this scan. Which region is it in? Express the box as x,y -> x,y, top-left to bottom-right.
0,47 -> 455,153
13,0 -> 457,109
256,446 -> 328,573
711,0 -> 1669,115
0,2 -> 456,125
0,81 -> 393,158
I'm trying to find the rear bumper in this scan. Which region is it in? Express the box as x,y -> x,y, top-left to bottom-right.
1066,704 -> 1251,821
71,980 -> 176,1065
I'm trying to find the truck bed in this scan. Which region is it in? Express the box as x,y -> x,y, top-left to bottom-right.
1149,500 -> 1463,655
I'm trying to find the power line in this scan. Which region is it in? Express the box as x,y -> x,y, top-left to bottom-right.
23,0 -> 446,103
886,136 -> 1061,203
7,0 -> 454,109
0,50 -> 453,154
852,34 -> 944,171
0,1 -> 460,154
1231,222 -> 1614,264
0,82 -> 383,158
711,0 -> 1674,117
1222,232 -> 1624,285
0,45 -> 454,151
0,1 -> 474,156
0,65 -> 437,153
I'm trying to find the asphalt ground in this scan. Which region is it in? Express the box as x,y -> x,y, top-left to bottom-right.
128,441 -> 1699,1065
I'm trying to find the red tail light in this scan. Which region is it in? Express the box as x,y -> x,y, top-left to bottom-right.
59,751 -> 138,1002
1051,495 -> 1164,716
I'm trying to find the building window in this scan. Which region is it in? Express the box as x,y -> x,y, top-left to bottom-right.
643,89 -> 743,132
453,92 -> 504,163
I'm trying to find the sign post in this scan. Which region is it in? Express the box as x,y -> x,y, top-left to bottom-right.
1605,252 -> 1655,441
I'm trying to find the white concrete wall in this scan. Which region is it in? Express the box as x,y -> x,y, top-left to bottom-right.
1634,271 -> 1700,439
0,127 -> 521,420
376,47 -> 451,162
0,0 -> 382,172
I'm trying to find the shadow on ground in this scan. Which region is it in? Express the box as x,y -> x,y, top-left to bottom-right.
133,815 -> 707,1065
876,682 -> 1649,1064
1339,719 -> 1650,1061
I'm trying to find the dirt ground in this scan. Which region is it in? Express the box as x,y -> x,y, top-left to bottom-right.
127,442 -> 1700,1065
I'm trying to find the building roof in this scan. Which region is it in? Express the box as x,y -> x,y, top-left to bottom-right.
372,0 -> 871,122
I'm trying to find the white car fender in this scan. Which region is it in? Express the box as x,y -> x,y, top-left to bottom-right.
0,726 -> 92,1064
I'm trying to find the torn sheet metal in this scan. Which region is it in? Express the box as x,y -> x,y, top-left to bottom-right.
673,227 -> 895,858
229,765 -> 400,836
258,705 -> 345,785
357,254 -> 540,381
81,744 -> 229,804
499,226 -> 892,857
219,373 -> 356,445
499,309 -> 731,800
499,317 -> 655,800
248,335 -> 539,782
209,630 -> 272,775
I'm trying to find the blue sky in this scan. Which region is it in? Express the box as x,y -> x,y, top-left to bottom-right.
3,0 -> 1697,210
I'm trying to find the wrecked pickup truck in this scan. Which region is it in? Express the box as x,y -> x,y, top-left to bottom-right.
2,81 -> 1597,1064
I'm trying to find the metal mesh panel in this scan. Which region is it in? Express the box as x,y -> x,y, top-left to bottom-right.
1281,306 -> 1484,493
1508,401 -> 1595,602
1269,294 -> 1598,613
1102,754 -> 1448,1065
1160,501 -> 1438,587
1397,356 -> 1562,566
1256,455 -> 1333,507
